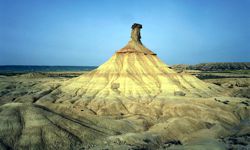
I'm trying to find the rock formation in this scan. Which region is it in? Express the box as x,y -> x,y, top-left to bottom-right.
58,23 -> 222,102
0,24 -> 249,149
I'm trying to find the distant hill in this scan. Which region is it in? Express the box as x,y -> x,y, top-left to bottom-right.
171,62 -> 250,71
0,65 -> 98,73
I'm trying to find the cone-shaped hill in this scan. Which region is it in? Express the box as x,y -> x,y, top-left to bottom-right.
1,24 -> 249,150
58,23 -> 222,101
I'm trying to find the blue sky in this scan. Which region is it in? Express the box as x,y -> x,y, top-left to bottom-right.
0,0 -> 249,66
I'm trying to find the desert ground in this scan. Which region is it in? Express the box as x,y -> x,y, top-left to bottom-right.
0,69 -> 249,150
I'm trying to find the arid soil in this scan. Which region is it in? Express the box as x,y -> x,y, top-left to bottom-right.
0,72 -> 249,150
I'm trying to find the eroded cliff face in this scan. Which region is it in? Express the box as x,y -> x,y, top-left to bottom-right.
57,23 -> 222,102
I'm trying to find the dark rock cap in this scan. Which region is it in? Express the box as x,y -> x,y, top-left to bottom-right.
132,23 -> 142,29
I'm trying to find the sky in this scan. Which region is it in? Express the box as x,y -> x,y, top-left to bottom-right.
0,0 -> 250,66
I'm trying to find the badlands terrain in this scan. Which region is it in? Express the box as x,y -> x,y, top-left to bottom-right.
0,69 -> 249,150
0,24 -> 249,150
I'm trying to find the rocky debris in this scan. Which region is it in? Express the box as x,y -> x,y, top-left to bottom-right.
174,91 -> 186,96
214,98 -> 230,104
204,78 -> 250,99
221,80 -> 249,88
219,134 -> 250,149
231,89 -> 250,99
162,140 -> 182,148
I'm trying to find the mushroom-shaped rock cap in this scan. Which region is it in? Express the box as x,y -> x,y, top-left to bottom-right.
116,23 -> 156,55
132,23 -> 142,29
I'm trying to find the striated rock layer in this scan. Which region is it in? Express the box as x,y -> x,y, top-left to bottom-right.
0,61 -> 249,149
58,23 -> 222,101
